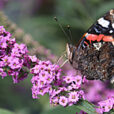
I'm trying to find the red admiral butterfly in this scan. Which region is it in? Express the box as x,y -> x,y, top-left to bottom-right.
66,9 -> 114,81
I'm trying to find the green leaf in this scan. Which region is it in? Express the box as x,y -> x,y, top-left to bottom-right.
110,109 -> 114,114
41,100 -> 97,114
0,108 -> 14,114
41,105 -> 80,114
75,100 -> 97,114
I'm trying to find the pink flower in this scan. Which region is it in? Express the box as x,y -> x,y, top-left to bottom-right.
78,90 -> 85,100
97,97 -> 114,113
0,49 -> 6,58
52,97 -> 59,106
31,75 -> 39,85
74,75 -> 82,86
12,73 -> 19,83
11,47 -> 21,57
31,87 -> 39,99
8,57 -> 23,69
13,43 -> 28,54
71,83 -> 80,89
69,91 -> 79,103
64,75 -> 74,83
0,61 -> 5,67
59,96 -> 68,107
18,44 -> 28,54
37,88 -> 47,96
2,55 -> 9,66
31,65 -> 40,74
0,68 -> 7,79
82,76 -> 88,83
0,26 -> 30,83
38,79 -> 46,88
46,75 -> 54,84
31,60 -> 62,99
0,26 -> 5,33
67,85 -> 73,91
39,71 -> 49,80
0,36 -> 7,48
8,38 -> 15,44
29,55 -> 38,62
11,43 -> 28,57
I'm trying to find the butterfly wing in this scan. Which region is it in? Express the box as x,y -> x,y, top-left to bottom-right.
77,9 -> 114,49
69,9 -> 114,81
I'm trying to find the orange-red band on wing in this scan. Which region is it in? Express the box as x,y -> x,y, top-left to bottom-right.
84,41 -> 89,46
86,34 -> 113,44
97,34 -> 104,42
102,36 -> 114,42
86,34 -> 98,41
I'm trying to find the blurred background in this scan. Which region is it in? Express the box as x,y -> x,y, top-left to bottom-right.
0,0 -> 114,114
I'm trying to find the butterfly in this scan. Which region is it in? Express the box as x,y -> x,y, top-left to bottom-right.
66,9 -> 114,81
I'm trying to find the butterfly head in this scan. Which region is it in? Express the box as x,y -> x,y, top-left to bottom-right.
66,43 -> 76,64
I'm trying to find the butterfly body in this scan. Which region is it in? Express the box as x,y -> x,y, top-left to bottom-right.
66,9 -> 114,81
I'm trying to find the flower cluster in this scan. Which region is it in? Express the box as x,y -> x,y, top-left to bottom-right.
96,97 -> 114,114
0,26 -> 31,83
83,80 -> 114,113
83,80 -> 114,104
31,61 -> 85,107
31,60 -> 61,99
0,26 -> 85,107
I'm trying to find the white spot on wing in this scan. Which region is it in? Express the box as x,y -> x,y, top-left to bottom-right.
98,18 -> 110,28
112,23 -> 114,29
110,76 -> 114,84
109,30 -> 113,33
93,42 -> 102,50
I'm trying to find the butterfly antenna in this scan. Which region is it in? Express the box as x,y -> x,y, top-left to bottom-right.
67,25 -> 73,44
54,17 -> 71,43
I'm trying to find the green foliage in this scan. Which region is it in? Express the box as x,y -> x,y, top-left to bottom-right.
110,110 -> 114,114
104,110 -> 114,114
41,105 -> 80,114
41,100 -> 97,114
0,108 -> 14,114
75,100 -> 97,114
